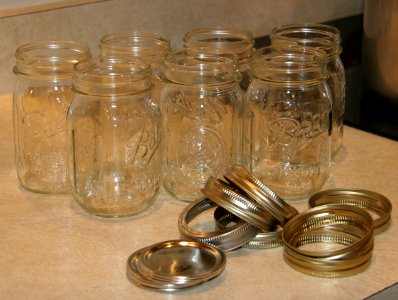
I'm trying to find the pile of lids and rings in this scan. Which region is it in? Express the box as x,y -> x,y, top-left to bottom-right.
127,164 -> 392,291
12,23 -> 392,293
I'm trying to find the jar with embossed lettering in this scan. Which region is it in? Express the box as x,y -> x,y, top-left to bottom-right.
161,48 -> 244,202
67,57 -> 161,217
270,24 -> 345,158
13,41 -> 90,194
246,46 -> 332,201
99,31 -> 171,105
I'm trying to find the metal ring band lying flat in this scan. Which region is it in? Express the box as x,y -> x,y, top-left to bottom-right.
308,189 -> 392,233
178,197 -> 260,252
283,226 -> 374,275
283,231 -> 373,277
283,204 -> 373,259
282,204 -> 374,277
201,176 -> 278,231
224,164 -> 298,225
283,251 -> 372,278
285,224 -> 374,263
214,206 -> 283,249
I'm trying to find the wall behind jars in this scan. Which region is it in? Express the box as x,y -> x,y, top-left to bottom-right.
0,0 -> 363,95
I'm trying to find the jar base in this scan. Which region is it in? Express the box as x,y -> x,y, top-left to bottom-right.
72,189 -> 160,218
18,178 -> 71,195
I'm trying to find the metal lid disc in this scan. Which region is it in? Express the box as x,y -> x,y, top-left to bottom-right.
126,239 -> 226,291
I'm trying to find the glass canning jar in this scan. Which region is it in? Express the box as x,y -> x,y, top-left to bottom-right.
183,27 -> 254,90
13,41 -> 90,194
246,46 -> 332,201
99,31 -> 171,105
270,24 -> 345,158
161,48 -> 244,202
68,57 -> 161,217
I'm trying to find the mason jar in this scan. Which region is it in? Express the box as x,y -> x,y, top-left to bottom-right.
68,57 -> 161,217
270,24 -> 345,158
13,41 -> 90,194
99,31 -> 171,105
161,49 -> 244,202
246,46 -> 332,201
183,27 -> 254,90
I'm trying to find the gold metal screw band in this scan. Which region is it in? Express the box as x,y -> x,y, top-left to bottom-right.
224,164 -> 298,224
283,205 -> 373,258
308,189 -> 392,233
214,206 -> 283,249
178,197 -> 260,252
282,204 -> 374,277
283,252 -> 372,278
201,176 -> 278,231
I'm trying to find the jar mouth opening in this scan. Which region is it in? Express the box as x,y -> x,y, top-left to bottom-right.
162,48 -> 242,85
251,46 -> 328,83
183,26 -> 254,61
99,31 -> 171,63
73,57 -> 152,96
14,41 -> 91,76
270,24 -> 342,56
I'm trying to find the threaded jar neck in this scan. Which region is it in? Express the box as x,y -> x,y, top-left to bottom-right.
251,46 -> 328,85
183,27 -> 254,65
270,24 -> 342,58
14,41 -> 90,79
99,31 -> 171,66
73,57 -> 152,96
162,48 -> 241,86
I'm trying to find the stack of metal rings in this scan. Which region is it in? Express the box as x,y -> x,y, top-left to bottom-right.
177,164 -> 392,278
178,164 -> 299,251
126,240 -> 226,291
279,188 -> 392,277
282,204 -> 374,277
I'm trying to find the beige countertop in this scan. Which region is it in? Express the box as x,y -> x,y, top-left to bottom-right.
1,94 -> 397,299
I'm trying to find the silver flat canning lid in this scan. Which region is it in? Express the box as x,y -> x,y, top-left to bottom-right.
126,239 -> 226,291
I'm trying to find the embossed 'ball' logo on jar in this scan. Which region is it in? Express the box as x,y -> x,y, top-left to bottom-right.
269,117 -> 300,145
176,127 -> 224,184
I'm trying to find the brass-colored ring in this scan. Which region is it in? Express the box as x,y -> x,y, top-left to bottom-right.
283,252 -> 372,278
214,206 -> 282,249
201,176 -> 278,231
178,197 -> 260,252
224,164 -> 298,224
282,204 -> 374,277
308,189 -> 392,233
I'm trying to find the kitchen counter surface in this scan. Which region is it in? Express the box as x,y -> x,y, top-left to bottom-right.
0,94 -> 397,299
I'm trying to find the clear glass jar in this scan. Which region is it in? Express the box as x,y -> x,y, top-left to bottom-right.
13,41 -> 90,194
270,24 -> 345,158
99,31 -> 171,105
68,57 -> 161,217
246,46 -> 332,201
161,49 -> 244,202
183,27 -> 254,90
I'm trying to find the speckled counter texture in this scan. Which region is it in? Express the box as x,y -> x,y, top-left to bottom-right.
0,92 -> 397,299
